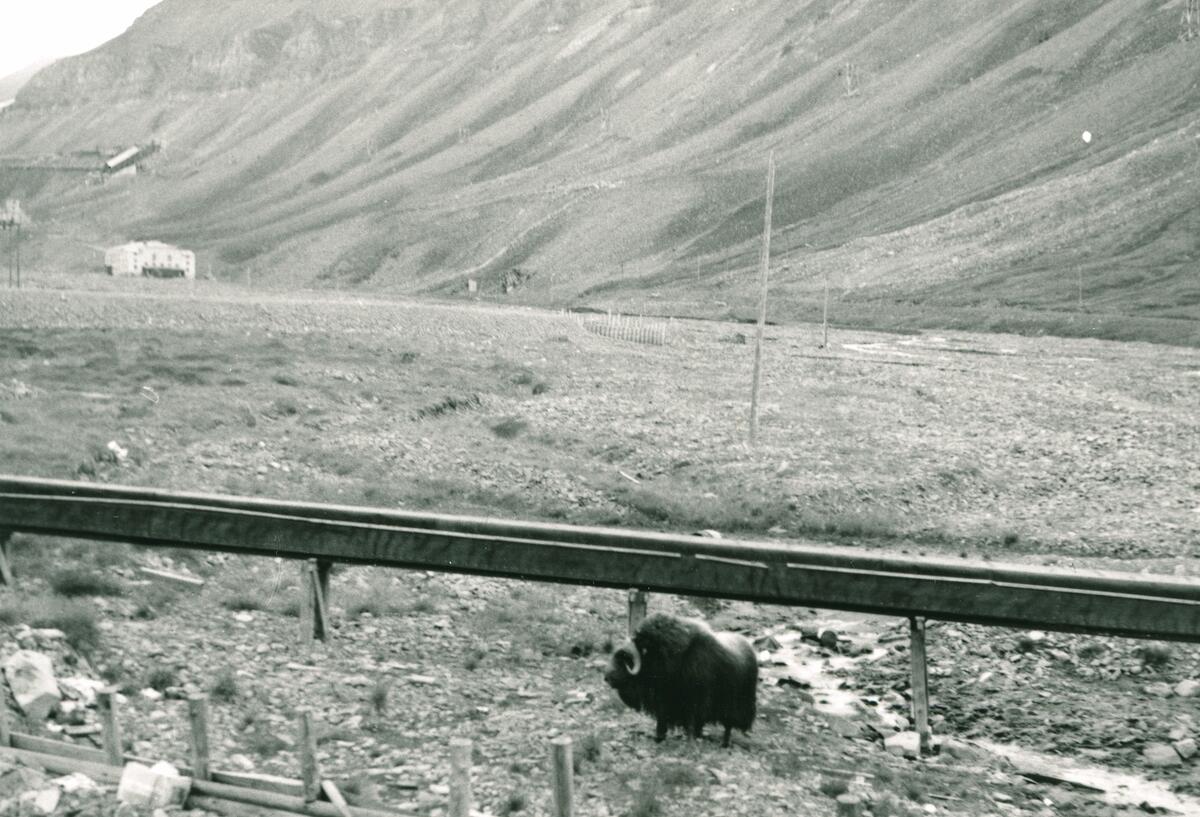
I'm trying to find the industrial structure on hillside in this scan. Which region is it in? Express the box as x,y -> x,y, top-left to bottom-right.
105,240 -> 195,279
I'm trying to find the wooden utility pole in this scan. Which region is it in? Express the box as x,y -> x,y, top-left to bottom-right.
822,270 -> 830,349
748,150 -> 776,445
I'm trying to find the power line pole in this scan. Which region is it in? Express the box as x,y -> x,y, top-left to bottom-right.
748,150 -> 776,445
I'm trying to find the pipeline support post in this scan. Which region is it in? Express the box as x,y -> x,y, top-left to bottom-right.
627,589 -> 648,636
909,616 -> 932,754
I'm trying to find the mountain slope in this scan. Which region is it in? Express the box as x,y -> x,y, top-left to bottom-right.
0,59 -> 56,103
1,0 -> 1197,338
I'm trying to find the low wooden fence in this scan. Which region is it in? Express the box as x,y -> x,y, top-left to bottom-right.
0,473 -> 1198,767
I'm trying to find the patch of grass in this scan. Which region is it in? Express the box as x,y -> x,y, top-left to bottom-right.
210,669 -> 239,702
318,725 -> 358,745
144,665 -> 178,692
531,381 -> 551,395
18,598 -> 102,656
247,727 -> 290,757
573,733 -> 603,775
218,243 -> 261,265
655,761 -> 704,789
414,393 -> 481,419
499,790 -> 529,816
369,680 -> 389,715
687,596 -> 726,618
221,593 -> 268,612
818,775 -> 851,798
627,785 -> 663,817
0,409 -> 17,424
611,482 -> 792,535
339,776 -> 383,807
276,597 -> 302,617
490,417 -> 528,439
463,648 -> 486,671
792,507 -> 904,540
475,585 -> 609,660
1137,643 -> 1174,668
345,590 -> 394,619
161,548 -> 216,577
272,372 -> 302,387
117,402 -> 153,420
768,751 -> 808,777
268,397 -> 301,417
49,568 -> 124,598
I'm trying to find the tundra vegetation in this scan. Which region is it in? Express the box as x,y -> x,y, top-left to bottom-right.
0,289 -> 1196,815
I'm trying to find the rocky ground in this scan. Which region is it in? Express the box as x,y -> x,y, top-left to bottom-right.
0,283 -> 1198,817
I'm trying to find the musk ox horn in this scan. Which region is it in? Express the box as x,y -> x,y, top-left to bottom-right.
615,639 -> 642,675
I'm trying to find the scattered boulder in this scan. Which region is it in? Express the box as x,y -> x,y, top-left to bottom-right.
1173,738 -> 1197,760
1143,743 -> 1183,767
60,677 -> 106,706
940,738 -> 992,764
53,773 -> 101,794
884,731 -> 921,758
1174,680 -> 1200,698
0,765 -> 50,798
18,786 -> 61,815
818,629 -> 840,650
3,651 -> 61,721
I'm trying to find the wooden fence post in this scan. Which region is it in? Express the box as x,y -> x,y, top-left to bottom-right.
627,589 -> 647,636
97,687 -> 123,766
449,738 -> 472,817
0,530 -> 14,587
188,694 -> 210,780
909,617 -> 932,754
299,710 -> 320,802
551,736 -> 574,817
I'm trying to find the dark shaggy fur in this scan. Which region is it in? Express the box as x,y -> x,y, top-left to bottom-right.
604,613 -> 758,747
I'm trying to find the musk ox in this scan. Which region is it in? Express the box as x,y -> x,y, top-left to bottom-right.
604,612 -> 758,747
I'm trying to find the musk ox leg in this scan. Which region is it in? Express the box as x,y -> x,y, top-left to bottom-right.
721,725 -> 733,748
655,719 -> 668,742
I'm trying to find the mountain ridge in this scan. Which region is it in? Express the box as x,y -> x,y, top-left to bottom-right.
1,0 -> 1197,339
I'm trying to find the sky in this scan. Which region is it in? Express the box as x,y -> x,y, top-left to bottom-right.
0,0 -> 160,79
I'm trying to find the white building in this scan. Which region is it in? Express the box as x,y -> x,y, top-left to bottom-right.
105,241 -> 195,279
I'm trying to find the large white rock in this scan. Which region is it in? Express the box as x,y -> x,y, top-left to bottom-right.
1174,679 -> 1200,698
884,731 -> 922,758
1143,743 -> 1183,767
18,787 -> 61,815
116,762 -> 190,808
3,651 -> 60,721
60,677 -> 106,706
